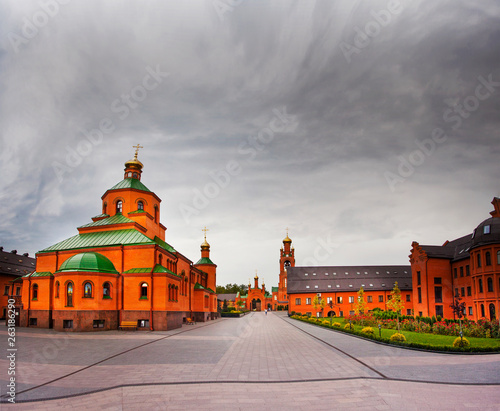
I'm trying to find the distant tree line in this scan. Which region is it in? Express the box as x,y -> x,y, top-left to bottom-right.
216,283 -> 248,294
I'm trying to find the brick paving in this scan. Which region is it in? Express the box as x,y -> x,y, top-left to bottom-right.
0,312 -> 499,409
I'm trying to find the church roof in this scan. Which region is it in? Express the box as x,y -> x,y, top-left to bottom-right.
57,252 -> 118,274
195,257 -> 215,265
38,229 -> 176,254
78,213 -> 135,228
108,178 -> 151,192
123,264 -> 179,277
217,293 -> 237,301
286,265 -> 412,294
271,286 -> 278,293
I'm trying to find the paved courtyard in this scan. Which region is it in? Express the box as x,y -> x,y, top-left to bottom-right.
0,312 -> 499,409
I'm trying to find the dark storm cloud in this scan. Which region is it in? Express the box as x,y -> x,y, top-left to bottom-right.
0,0 -> 498,284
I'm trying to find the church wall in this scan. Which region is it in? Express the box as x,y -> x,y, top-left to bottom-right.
53,309 -> 119,331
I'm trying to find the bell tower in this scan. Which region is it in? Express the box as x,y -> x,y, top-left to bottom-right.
278,229 -> 295,304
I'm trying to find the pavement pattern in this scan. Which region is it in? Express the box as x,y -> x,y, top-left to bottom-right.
0,312 -> 499,410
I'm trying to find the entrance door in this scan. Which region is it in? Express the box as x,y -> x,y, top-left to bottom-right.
252,299 -> 262,311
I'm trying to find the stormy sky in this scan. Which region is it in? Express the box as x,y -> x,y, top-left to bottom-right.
0,0 -> 499,287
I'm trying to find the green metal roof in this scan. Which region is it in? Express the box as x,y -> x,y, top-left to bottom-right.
128,209 -> 146,214
57,252 -> 118,273
194,283 -> 215,293
123,264 -> 178,277
39,229 -> 155,253
195,257 -> 214,265
154,236 -> 176,254
92,213 -> 109,219
108,178 -> 151,192
272,287 -> 279,292
23,271 -> 53,278
78,214 -> 135,228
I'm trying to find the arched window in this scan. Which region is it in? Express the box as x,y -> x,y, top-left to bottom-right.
67,282 -> 74,307
103,202 -> 107,215
477,253 -> 482,268
175,286 -> 179,301
83,282 -> 92,298
154,205 -> 158,223
487,277 -> 494,292
32,284 -> 38,300
138,201 -> 144,211
55,281 -> 60,298
133,172 -> 138,179
481,304 -> 485,318
158,254 -> 163,266
103,282 -> 111,298
127,171 -> 132,177
140,282 -> 148,299
116,200 -> 123,214
478,278 -> 483,293
498,250 -> 500,265
485,252 -> 491,266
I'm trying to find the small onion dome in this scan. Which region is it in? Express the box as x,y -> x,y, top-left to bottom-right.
254,274 -> 259,279
57,252 -> 118,273
124,157 -> 143,172
471,217 -> 500,248
283,235 -> 292,243
201,238 -> 210,249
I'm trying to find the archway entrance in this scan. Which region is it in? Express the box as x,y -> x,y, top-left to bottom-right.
252,298 -> 261,311
327,310 -> 336,317
489,303 -> 496,320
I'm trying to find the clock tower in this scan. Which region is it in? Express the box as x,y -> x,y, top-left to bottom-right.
277,229 -> 295,305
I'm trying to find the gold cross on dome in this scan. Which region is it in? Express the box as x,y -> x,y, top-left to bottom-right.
202,226 -> 209,240
286,227 -> 289,236
133,144 -> 143,160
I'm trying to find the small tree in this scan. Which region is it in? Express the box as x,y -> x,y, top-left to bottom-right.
354,287 -> 366,315
386,282 -> 405,331
222,299 -> 228,312
450,293 -> 466,344
320,298 -> 326,317
236,300 -> 245,311
312,295 -> 320,316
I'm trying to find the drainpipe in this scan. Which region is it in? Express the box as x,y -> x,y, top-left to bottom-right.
150,246 -> 157,331
26,273 -> 32,327
120,245 -> 124,326
425,259 -> 430,316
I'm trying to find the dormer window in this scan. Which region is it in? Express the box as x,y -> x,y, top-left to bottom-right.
116,200 -> 123,214
127,172 -> 132,178
484,225 -> 491,234
133,172 -> 138,179
138,201 -> 144,211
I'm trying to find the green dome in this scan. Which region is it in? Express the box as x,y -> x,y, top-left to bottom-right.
57,252 -> 118,273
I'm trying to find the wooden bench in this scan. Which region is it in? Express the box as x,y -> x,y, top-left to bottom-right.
186,317 -> 196,325
119,321 -> 137,330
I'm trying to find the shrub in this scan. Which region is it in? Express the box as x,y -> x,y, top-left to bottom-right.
332,322 -> 341,328
322,320 -> 330,326
415,322 -> 431,333
344,323 -> 353,330
453,337 -> 470,348
390,332 -> 406,342
361,327 -> 374,335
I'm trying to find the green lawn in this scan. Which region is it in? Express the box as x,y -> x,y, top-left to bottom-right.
301,317 -> 500,349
